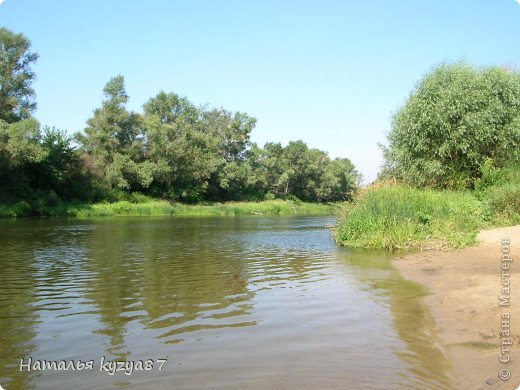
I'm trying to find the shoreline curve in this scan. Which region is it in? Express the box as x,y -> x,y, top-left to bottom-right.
393,225 -> 520,389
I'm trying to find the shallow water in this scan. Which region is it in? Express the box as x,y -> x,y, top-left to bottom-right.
0,216 -> 455,389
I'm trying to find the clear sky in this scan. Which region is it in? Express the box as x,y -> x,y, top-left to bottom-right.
1,1 -> 519,182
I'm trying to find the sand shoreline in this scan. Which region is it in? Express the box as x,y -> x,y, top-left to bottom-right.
393,225 -> 520,390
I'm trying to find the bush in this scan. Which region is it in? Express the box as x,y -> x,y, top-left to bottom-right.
264,192 -> 276,201
482,183 -> 520,224
474,163 -> 520,224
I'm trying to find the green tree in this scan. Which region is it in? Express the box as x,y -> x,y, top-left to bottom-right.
0,28 -> 39,123
28,128 -> 94,201
316,158 -> 359,201
261,142 -> 286,196
76,76 -> 147,192
199,109 -> 256,162
0,119 -> 94,202
0,118 -> 46,198
257,141 -> 358,202
200,108 -> 256,199
143,92 -> 257,202
0,28 -> 363,208
143,91 -> 211,200
214,142 -> 269,201
382,62 -> 520,189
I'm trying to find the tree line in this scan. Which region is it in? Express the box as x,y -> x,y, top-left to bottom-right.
0,28 -> 359,206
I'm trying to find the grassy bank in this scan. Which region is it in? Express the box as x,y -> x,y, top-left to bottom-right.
336,185 -> 483,250
0,199 -> 339,218
336,178 -> 520,250
476,164 -> 520,226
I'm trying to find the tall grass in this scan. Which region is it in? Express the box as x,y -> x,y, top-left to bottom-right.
484,183 -> 520,224
476,164 -> 520,225
337,164 -> 520,250
336,184 -> 484,250
0,199 -> 338,218
76,199 -> 336,217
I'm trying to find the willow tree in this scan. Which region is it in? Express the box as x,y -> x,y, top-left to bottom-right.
381,62 -> 520,189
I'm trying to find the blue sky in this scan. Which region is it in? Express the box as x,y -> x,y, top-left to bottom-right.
1,0 -> 519,182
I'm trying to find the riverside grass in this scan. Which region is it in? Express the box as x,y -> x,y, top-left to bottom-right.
0,199 -> 338,218
336,184 -> 487,250
476,164 -> 520,225
73,199 -> 336,217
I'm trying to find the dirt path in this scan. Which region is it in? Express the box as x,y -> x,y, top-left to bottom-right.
393,225 -> 520,389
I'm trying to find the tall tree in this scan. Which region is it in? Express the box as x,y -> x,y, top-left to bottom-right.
143,91 -> 221,201
381,62 -> 520,189
76,76 -> 147,191
0,28 -> 39,123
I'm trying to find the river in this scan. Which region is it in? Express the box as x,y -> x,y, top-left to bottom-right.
0,216 -> 455,389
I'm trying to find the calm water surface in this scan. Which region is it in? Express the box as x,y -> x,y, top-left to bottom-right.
0,216 -> 455,389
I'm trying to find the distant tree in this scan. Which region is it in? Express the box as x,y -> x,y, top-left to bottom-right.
0,28 -> 362,207
19,127 -> 94,201
201,108 -> 256,199
143,91 -> 210,200
76,75 -> 147,191
256,140 -> 358,202
316,158 -> 359,201
381,62 -> 520,189
280,140 -> 322,200
143,92 -> 258,201
0,118 -> 46,197
0,28 -> 39,123
213,142 -> 268,201
199,109 -> 256,162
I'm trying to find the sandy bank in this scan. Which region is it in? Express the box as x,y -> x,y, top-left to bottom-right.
393,225 -> 520,390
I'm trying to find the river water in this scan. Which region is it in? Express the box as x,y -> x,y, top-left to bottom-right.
0,216 -> 455,389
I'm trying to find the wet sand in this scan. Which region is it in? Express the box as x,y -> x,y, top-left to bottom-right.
393,225 -> 520,390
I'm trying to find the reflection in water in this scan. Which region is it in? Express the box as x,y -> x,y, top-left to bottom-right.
343,250 -> 456,389
0,222 -> 40,390
0,216 -> 455,389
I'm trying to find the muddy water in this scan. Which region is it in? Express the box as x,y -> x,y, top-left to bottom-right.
0,216 -> 454,389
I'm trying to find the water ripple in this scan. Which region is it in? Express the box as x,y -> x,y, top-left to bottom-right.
0,216 -> 455,389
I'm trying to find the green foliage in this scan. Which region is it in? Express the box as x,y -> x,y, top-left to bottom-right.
0,118 -> 46,198
0,29 -> 360,211
244,141 -> 359,202
0,201 -> 31,217
382,62 -> 520,189
0,118 -> 46,164
0,117 -> 97,203
73,199 -> 336,218
316,158 -> 359,201
475,161 -> 520,193
143,91 -> 226,201
484,183 -> 520,224
336,184 -> 484,250
28,127 -> 93,201
75,78 -> 359,203
0,199 -> 336,218
76,75 -> 145,191
476,164 -> 520,224
0,28 -> 38,123
474,159 -> 506,192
